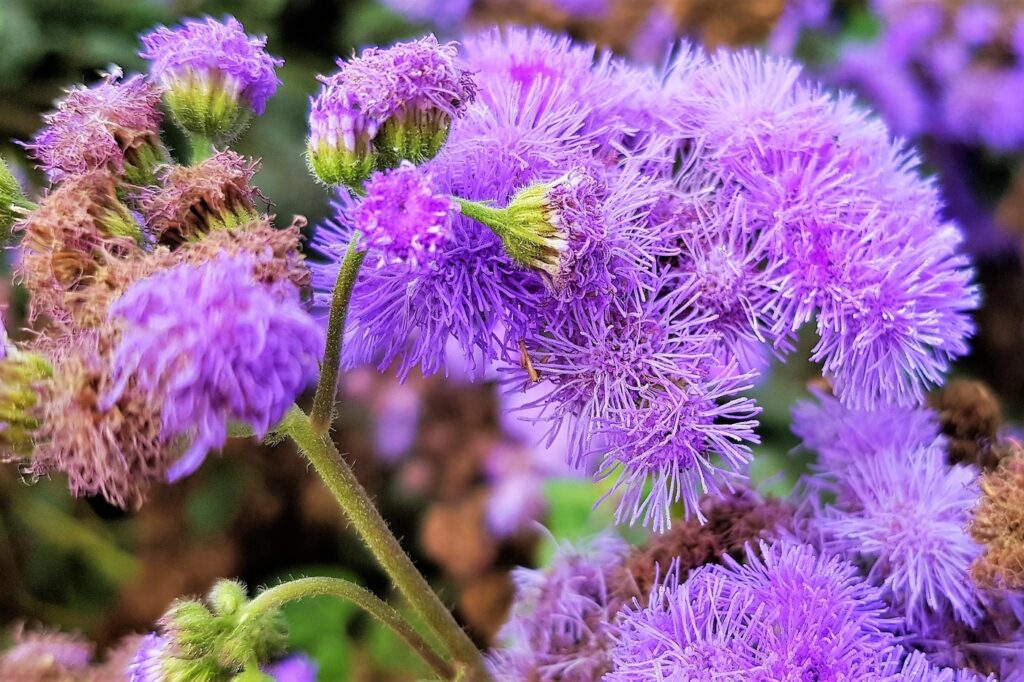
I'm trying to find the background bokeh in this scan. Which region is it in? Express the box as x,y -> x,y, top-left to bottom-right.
1,1 -> 1020,679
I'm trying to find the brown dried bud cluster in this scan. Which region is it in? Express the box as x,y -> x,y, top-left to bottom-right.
626,488 -> 793,597
970,450 -> 1024,590
931,378 -> 1005,469
16,171 -> 143,328
27,327 -> 170,509
137,151 -> 263,246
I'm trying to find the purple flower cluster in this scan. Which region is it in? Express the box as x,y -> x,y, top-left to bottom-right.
312,28 -> 977,526
139,15 -> 283,116
104,254 -> 323,481
609,541 -> 906,680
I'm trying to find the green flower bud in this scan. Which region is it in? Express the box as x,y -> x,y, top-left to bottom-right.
0,156 -> 32,247
375,106 -> 452,170
0,349 -> 52,457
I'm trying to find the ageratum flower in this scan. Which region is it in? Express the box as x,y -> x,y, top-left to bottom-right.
104,254 -> 323,481
139,16 -> 283,140
380,0 -> 472,27
128,633 -> 170,682
263,654 -> 318,682
0,626 -> 93,680
308,36 -> 475,186
608,541 -> 907,680
352,162 -> 454,268
814,445 -> 984,630
23,69 -> 166,185
488,534 -> 631,681
673,50 -> 978,408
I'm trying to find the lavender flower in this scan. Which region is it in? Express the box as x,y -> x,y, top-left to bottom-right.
676,50 -> 978,408
139,16 -> 283,139
353,162 -> 454,268
813,445 -> 984,629
307,36 -> 475,186
24,69 -> 165,184
104,254 -> 323,481
488,533 -> 631,680
608,541 -> 907,680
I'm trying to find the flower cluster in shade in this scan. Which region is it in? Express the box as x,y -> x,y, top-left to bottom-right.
830,0 -> 1024,152
104,254 -> 323,482
310,28 -> 978,528
488,536 -> 994,680
139,15 -> 283,115
0,15 -> 312,509
791,391 -> 1024,676
23,69 -> 164,183
379,0 -> 472,28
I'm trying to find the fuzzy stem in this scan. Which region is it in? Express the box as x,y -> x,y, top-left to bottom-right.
189,134 -> 215,164
309,232 -> 366,433
279,406 -> 488,679
245,576 -> 454,680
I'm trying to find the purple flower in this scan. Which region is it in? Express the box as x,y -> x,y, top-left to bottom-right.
24,69 -> 164,183
551,0 -> 609,18
489,533 -> 630,681
482,443 -> 547,539
675,50 -> 978,408
940,66 -> 1024,152
104,254 -> 324,482
518,278 -> 760,531
353,162 -> 455,269
139,15 -> 282,116
127,633 -> 169,682
791,388 -> 941,473
307,35 -> 475,184
264,654 -> 318,682
0,627 -> 93,674
813,445 -> 984,629
608,541 -> 907,680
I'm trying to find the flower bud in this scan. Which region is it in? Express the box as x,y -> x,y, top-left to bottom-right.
0,348 -> 52,457
140,16 -> 283,142
457,170 -> 604,294
307,36 -> 475,187
0,156 -> 31,246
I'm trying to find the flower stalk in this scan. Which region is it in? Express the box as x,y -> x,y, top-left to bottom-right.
278,406 -> 488,680
310,231 -> 366,433
243,576 -> 454,679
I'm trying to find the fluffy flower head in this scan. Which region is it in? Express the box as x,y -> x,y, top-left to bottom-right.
355,162 -> 454,268
140,15 -> 282,115
104,254 -> 323,482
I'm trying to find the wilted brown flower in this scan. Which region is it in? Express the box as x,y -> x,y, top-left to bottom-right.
971,450 -> 1024,590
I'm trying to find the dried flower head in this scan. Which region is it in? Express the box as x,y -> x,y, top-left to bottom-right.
932,378 -> 1005,469
16,170 -> 144,327
971,450 -> 1024,591
137,151 -> 262,246
28,326 -> 170,509
139,15 -> 283,139
104,254 -> 323,481
24,69 -> 166,184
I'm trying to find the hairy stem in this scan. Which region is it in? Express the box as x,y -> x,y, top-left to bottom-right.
188,134 -> 215,164
245,576 -> 454,679
279,406 -> 488,679
309,232 -> 366,433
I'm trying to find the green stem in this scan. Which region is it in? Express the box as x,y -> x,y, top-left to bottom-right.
454,198 -> 504,234
245,576 -> 454,680
189,134 -> 215,164
309,232 -> 366,433
279,406 -> 487,679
